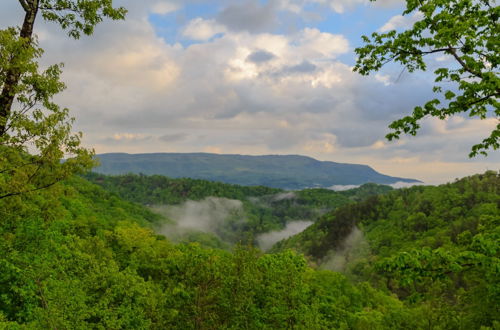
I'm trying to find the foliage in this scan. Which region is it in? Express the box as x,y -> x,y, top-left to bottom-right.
85,172 -> 393,247
0,28 -> 93,200
0,177 -> 418,329
35,0 -> 127,39
354,0 -> 499,157
0,0 -> 126,199
84,172 -> 282,205
276,171 -> 500,328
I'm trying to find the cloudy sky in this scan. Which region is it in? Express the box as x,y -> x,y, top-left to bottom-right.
1,0 -> 498,184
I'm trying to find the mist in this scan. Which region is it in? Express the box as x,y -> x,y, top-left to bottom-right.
256,220 -> 313,251
272,192 -> 296,201
150,192 -> 322,249
152,197 -> 245,240
320,227 -> 369,273
329,184 -> 360,191
330,181 -> 424,191
389,181 -> 425,189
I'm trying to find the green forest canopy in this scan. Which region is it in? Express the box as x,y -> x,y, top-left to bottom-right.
0,171 -> 498,328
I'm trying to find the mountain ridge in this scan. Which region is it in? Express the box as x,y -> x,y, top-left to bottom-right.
94,152 -> 420,189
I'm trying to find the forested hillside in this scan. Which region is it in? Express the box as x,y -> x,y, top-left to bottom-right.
85,172 -> 393,248
94,153 -> 419,189
274,171 -> 500,328
1,169 -> 498,328
1,176 -> 424,329
2,0 -> 498,328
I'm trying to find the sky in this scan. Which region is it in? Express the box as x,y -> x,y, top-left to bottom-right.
1,0 -> 498,184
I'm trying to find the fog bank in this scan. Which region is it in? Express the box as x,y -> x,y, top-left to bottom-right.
152,197 -> 244,239
256,220 -> 313,251
321,227 -> 368,272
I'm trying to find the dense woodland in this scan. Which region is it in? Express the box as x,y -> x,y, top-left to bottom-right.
0,175 -> 413,329
0,0 -> 498,326
274,171 -> 500,328
84,172 -> 392,247
0,171 -> 498,328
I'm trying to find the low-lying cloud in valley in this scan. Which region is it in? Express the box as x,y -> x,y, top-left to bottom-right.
321,227 -> 369,272
256,220 -> 313,251
151,193 -> 316,250
152,197 -> 245,241
330,181 -> 425,191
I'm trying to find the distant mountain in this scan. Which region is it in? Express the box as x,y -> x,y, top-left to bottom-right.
94,153 -> 420,190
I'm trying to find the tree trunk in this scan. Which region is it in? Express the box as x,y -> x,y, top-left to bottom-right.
0,0 -> 39,136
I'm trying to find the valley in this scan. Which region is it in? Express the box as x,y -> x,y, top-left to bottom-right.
1,0 -> 498,326
1,169 -> 496,328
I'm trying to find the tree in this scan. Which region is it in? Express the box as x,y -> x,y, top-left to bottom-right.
354,0 -> 499,157
0,1 -> 126,199
0,0 -> 126,134
0,28 -> 94,199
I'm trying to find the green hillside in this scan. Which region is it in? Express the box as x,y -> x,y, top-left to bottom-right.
1,175 -> 424,329
94,153 -> 420,189
84,172 -> 393,247
1,169 -> 498,328
273,171 -> 500,328
1,0 -> 497,327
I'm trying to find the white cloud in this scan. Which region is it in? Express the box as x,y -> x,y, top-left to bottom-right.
89,41 -> 180,90
379,12 -> 423,32
307,0 -> 389,14
375,73 -> 391,86
0,0 -> 497,185
150,1 -> 180,15
277,0 -> 303,14
222,29 -> 349,86
298,28 -> 350,58
436,55 -> 452,62
111,133 -> 148,141
371,140 -> 386,149
182,18 -> 227,41
307,0 -> 403,13
327,0 -> 367,14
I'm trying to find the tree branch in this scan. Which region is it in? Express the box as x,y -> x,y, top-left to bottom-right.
464,92 -> 500,108
0,179 -> 60,200
18,0 -> 30,12
391,47 -> 456,56
420,47 -> 456,55
448,46 -> 483,78
0,159 -> 39,174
